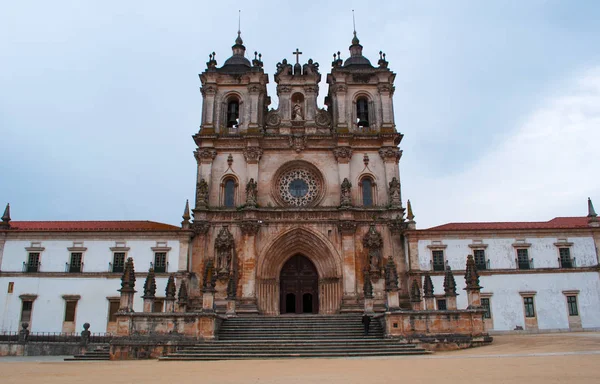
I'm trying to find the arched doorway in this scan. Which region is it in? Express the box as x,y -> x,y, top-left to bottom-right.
279,255 -> 319,314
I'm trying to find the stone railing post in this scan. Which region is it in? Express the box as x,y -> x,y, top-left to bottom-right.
464,255 -> 482,308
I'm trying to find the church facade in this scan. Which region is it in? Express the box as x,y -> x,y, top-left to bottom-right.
1,32 -> 599,337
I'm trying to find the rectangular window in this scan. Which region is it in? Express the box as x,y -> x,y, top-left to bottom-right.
153,299 -> 164,313
474,249 -> 487,270
437,299 -> 447,310
523,297 -> 535,318
64,301 -> 77,322
481,298 -> 491,319
567,296 -> 578,316
108,301 -> 120,322
432,250 -> 445,271
8,282 -> 14,293
112,253 -> 125,273
154,252 -> 167,273
517,249 -> 530,270
69,252 -> 83,273
559,248 -> 572,268
26,253 -> 40,272
21,300 -> 33,323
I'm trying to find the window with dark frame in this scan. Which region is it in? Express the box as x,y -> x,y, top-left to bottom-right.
224,179 -> 236,207
474,249 -> 487,270
26,252 -> 40,272
517,248 -> 530,269
362,178 -> 373,207
112,252 -> 125,273
481,298 -> 491,319
226,99 -> 240,128
356,97 -> 370,127
69,252 -> 82,273
154,252 -> 167,273
567,296 -> 578,316
437,299 -> 447,310
21,300 -> 33,323
559,248 -> 572,268
64,301 -> 77,322
432,250 -> 445,271
108,301 -> 120,322
523,297 -> 535,317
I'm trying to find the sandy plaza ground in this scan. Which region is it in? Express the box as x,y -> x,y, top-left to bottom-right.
1,333 -> 599,384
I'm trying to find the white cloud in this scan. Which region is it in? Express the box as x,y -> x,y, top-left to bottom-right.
410,67 -> 600,228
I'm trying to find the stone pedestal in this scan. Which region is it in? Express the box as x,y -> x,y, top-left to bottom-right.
446,296 -> 457,310
164,298 -> 176,312
142,297 -> 154,313
203,291 -> 215,312
364,298 -> 374,313
466,289 -> 481,308
386,290 -> 399,310
226,299 -> 236,317
119,291 -> 135,312
411,301 -> 422,311
424,297 -> 435,310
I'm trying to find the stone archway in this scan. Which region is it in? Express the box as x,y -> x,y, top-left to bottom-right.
279,254 -> 319,314
256,227 -> 343,315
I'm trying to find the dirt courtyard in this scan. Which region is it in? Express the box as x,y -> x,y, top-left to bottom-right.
2,333 -> 599,384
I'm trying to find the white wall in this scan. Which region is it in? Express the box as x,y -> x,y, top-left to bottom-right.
1,239 -> 181,273
0,275 -> 171,333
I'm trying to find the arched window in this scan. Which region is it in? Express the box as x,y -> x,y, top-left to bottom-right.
356,97 -> 369,128
226,99 -> 240,128
362,177 -> 374,207
224,179 -> 236,207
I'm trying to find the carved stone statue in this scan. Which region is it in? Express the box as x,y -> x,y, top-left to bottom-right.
363,225 -> 383,273
275,59 -> 293,77
340,178 -> 352,207
245,178 -> 258,207
215,226 -> 234,274
292,102 -> 303,121
388,177 -> 401,207
196,179 -> 209,208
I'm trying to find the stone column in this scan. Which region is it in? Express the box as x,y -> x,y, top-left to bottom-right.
200,85 -> 217,131
247,85 -> 261,131
277,85 -> 292,123
338,221 -> 358,297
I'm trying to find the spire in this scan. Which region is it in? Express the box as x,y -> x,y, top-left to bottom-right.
0,203 -> 10,229
407,200 -> 415,221
181,199 -> 191,229
177,280 -> 188,305
341,10 -> 371,67
464,255 -> 481,290
443,266 -> 457,297
119,257 -> 136,293
589,197 -> 599,227
352,9 -> 359,45
142,268 -> 157,298
410,280 -> 421,302
165,275 -> 176,299
423,273 -> 434,298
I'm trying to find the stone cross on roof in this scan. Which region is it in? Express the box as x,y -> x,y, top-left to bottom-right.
292,48 -> 302,64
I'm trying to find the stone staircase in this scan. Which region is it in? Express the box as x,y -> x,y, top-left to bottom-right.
160,314 -> 430,360
64,345 -> 110,361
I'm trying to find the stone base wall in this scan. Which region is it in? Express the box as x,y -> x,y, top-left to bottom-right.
0,342 -> 106,357
115,312 -> 223,339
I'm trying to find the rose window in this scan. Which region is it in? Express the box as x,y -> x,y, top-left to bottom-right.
277,168 -> 320,207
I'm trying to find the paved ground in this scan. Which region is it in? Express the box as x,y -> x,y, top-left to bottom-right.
2,333 -> 599,383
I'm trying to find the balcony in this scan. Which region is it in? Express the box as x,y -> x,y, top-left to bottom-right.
22,262 -> 40,273
516,258 -> 534,270
559,257 -> 577,269
65,262 -> 84,273
109,262 -> 124,273
150,261 -> 169,273
475,259 -> 490,271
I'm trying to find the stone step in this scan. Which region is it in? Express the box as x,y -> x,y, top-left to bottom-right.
184,339 -> 402,346
176,345 -> 419,353
160,350 -> 430,361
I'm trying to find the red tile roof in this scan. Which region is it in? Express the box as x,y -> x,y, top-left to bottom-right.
6,221 -> 181,232
422,217 -> 592,232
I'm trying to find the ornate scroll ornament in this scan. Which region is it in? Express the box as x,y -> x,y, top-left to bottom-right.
388,177 -> 401,208
245,178 -> 258,207
240,220 -> 261,236
215,226 -> 235,274
331,84 -> 347,93
247,84 -> 261,94
378,147 -> 402,163
194,148 -> 217,163
388,215 -> 405,233
275,59 -> 293,77
191,221 -> 210,235
302,59 -> 320,76
315,108 -> 331,128
337,221 -> 357,234
276,85 -> 292,94
289,135 -> 307,153
333,146 -> 353,163
200,85 -> 217,96
384,256 -> 399,292
377,84 -> 394,94
340,178 -> 352,207
243,147 -> 264,163
265,110 -> 281,128
363,225 -> 383,273
195,179 -> 209,209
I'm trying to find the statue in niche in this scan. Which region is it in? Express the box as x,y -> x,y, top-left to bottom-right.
245,178 -> 258,207
340,178 -> 352,207
363,225 -> 383,273
196,179 -> 209,208
215,226 -> 234,274
292,102 -> 304,120
388,177 -> 401,207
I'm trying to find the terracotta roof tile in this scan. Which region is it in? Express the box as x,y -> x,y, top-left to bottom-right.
7,221 -> 181,232
422,217 -> 591,232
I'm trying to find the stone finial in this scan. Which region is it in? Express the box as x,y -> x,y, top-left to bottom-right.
181,200 -> 191,228
165,275 -> 176,299
80,323 -> 91,346
588,197 -> 599,227
202,260 -> 216,292
143,268 -> 157,298
177,280 -> 188,305
384,255 -> 398,291
443,266 -> 457,297
363,268 -> 373,299
423,273 -> 434,298
0,203 -> 10,229
410,280 -> 421,302
119,257 -> 136,293
406,200 -> 415,221
464,255 -> 481,290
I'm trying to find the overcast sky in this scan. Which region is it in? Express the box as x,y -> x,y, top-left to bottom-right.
1,1 -> 599,229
